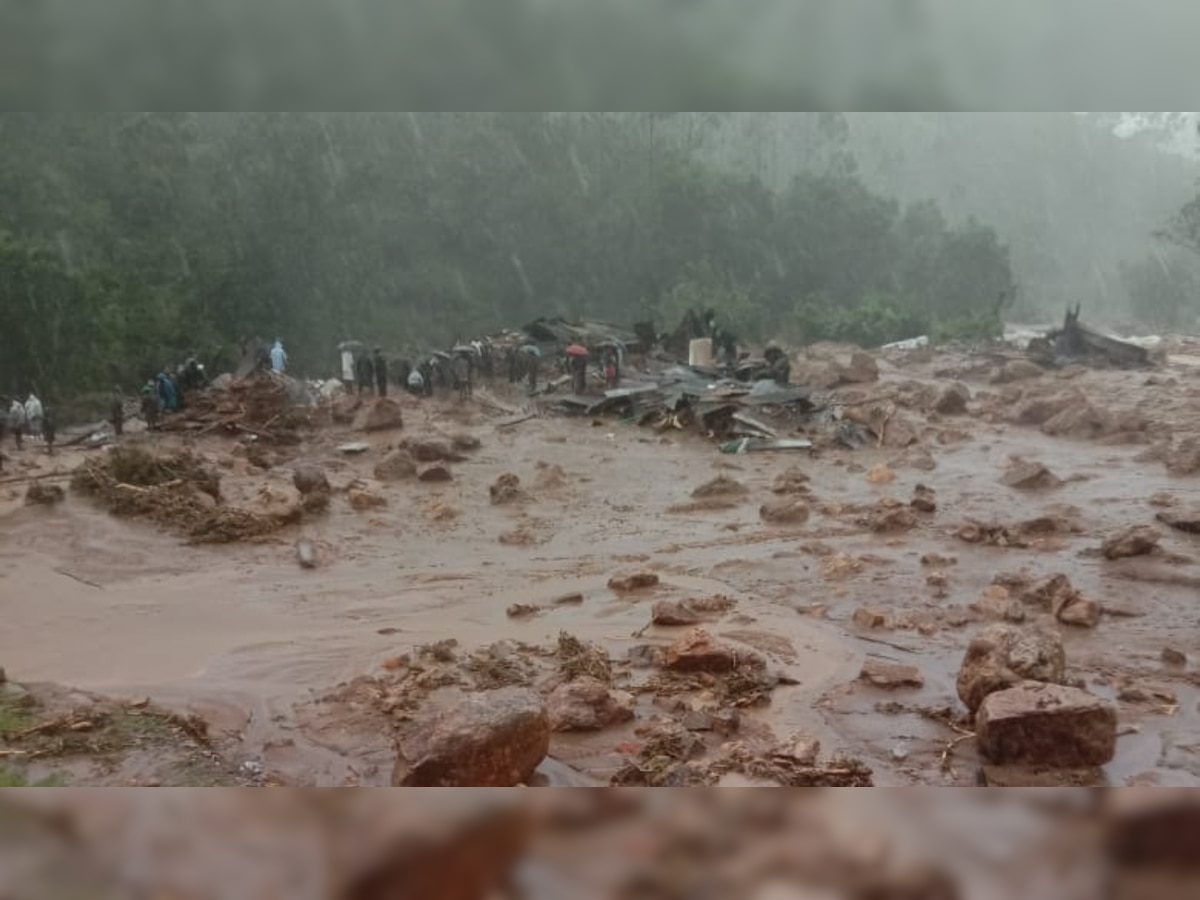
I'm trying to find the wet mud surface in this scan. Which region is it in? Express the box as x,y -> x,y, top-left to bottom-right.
2,344 -> 1199,786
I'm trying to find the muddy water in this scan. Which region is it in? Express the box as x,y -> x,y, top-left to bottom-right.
2,358 -> 1199,786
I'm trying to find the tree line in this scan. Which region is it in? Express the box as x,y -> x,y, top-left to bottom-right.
2,112 -> 1021,409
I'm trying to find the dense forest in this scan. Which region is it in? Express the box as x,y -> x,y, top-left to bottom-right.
1,113 -> 1197,406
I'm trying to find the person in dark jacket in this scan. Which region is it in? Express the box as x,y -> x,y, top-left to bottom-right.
372,347 -> 388,397
110,387 -> 125,436
355,352 -> 374,398
41,406 -> 55,456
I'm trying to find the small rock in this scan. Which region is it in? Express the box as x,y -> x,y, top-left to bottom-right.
665,628 -> 739,674
841,351 -> 879,384
348,489 -> 387,511
911,484 -> 937,514
402,438 -> 467,463
449,433 -> 481,451
546,677 -> 635,732
891,744 -> 910,762
1001,459 -> 1062,491
1101,525 -> 1161,560
506,603 -> 540,619
956,623 -> 1067,713
417,463 -> 453,482
976,682 -> 1117,767
608,571 -> 659,592
552,592 -> 584,606
392,688 -> 549,786
852,608 -> 891,630
771,468 -> 811,495
865,463 -> 895,485
758,498 -> 810,525
490,473 -> 524,505
364,397 -> 404,432
292,464 -> 330,495
374,450 -> 417,482
859,660 -> 925,689
682,710 -> 713,732
1057,596 -> 1100,628
868,504 -> 917,533
933,383 -> 970,415
1156,506 -> 1200,535
1162,647 -> 1188,667
652,600 -> 701,627
711,708 -> 740,736
790,736 -> 821,766
921,553 -> 957,567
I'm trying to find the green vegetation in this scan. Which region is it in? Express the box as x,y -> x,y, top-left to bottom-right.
0,767 -> 67,787
1,114 -> 1019,407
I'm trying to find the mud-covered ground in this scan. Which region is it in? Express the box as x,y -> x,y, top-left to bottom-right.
2,338 -> 1199,786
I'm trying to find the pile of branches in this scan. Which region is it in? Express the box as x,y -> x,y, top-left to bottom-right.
70,446 -> 303,544
159,372 -> 313,443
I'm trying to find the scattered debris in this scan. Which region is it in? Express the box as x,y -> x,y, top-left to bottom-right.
337,442 -> 370,455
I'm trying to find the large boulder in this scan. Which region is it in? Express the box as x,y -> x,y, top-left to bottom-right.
956,623 -> 1066,714
546,678 -> 635,732
840,351 -> 879,384
373,450 -> 417,482
976,682 -> 1117,767
363,397 -> 403,432
391,688 -> 549,786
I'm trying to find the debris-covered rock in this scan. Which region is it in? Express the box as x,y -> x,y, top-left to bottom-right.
665,628 -> 739,674
758,497 -> 810,525
976,682 -> 1117,767
956,623 -> 1066,714
391,688 -> 549,786
651,600 -> 701,627
1101,525 -> 1161,560
363,397 -> 403,432
546,677 -> 634,732
373,450 -> 417,482
859,660 -> 924,689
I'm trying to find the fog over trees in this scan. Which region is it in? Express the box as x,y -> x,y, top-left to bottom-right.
2,112 -> 1198,401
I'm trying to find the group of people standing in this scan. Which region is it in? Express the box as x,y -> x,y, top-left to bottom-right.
1,392 -> 55,464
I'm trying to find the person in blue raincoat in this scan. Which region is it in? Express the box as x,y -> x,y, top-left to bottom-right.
155,370 -> 178,413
